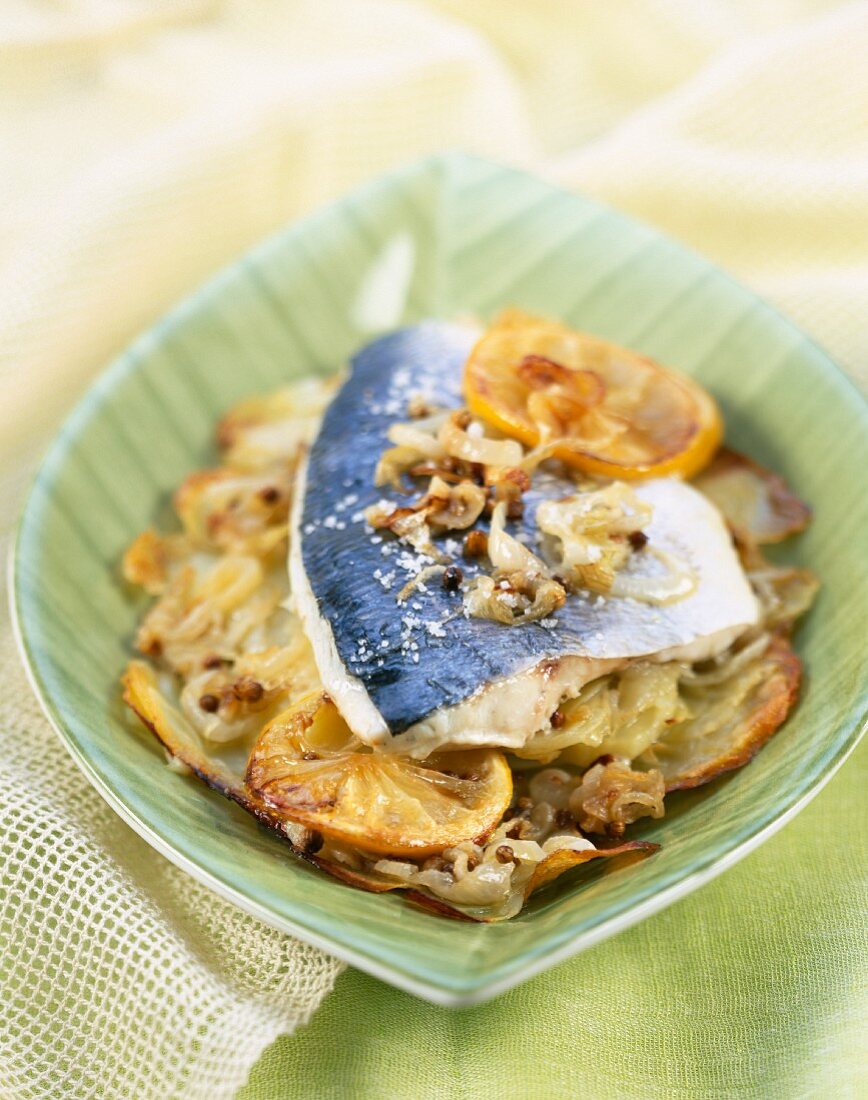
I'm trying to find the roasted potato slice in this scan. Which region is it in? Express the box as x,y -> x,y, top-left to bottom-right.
174,467 -> 291,557
122,661 -> 369,875
124,662 -> 659,918
738,540 -> 819,632
122,529 -> 194,596
637,635 -> 802,790
524,840 -> 660,899
217,376 -> 341,471
694,448 -> 811,544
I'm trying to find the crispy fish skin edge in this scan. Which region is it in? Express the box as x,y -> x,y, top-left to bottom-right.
662,634 -> 803,793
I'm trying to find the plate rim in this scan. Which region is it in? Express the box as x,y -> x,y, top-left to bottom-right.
9,152 -> 868,1006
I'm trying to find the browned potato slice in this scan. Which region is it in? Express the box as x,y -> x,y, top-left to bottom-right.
217,377 -> 341,470
524,840 -> 660,899
123,662 -> 408,886
123,664 -> 658,915
738,540 -> 820,632
123,663 -> 365,866
173,467 -> 290,557
123,660 -> 245,798
694,448 -> 811,544
122,529 -> 193,595
637,636 -> 802,791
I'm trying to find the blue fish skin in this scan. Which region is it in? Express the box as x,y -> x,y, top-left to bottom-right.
300,322 -> 518,735
298,323 -> 726,736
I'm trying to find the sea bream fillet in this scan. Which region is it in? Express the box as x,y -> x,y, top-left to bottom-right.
290,322 -> 759,758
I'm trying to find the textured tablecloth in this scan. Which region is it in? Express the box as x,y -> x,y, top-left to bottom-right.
1,2 -> 866,1097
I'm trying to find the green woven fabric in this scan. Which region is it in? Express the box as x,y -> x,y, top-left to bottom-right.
240,736 -> 867,1099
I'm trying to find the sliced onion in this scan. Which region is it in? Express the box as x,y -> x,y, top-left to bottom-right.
375,414 -> 450,487
536,484 -> 652,563
608,547 -> 697,605
387,419 -> 447,460
488,502 -> 547,574
540,835 -> 596,855
439,412 -> 524,468
519,439 -> 566,472
569,761 -> 665,835
694,448 -> 811,544
463,570 -> 565,626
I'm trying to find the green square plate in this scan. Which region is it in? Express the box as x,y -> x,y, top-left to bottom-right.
12,155 -> 867,1006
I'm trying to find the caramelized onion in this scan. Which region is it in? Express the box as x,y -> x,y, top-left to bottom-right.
535,482 -> 680,599
426,477 -> 486,530
569,761 -> 665,836
463,571 -> 565,626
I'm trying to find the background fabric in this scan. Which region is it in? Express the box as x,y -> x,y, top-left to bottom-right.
0,1 -> 865,1097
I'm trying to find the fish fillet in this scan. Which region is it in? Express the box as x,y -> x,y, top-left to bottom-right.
290,322 -> 758,756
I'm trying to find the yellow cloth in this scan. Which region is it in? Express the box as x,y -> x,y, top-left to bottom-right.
0,2 -> 865,1097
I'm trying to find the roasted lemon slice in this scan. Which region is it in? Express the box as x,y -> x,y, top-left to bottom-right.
246,693 -> 512,857
463,310 -> 722,480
